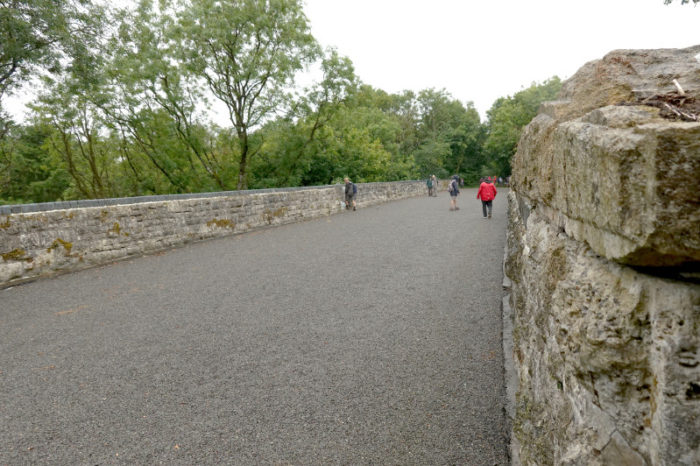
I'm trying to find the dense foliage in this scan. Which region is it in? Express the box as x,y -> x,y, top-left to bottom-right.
0,0 -> 560,204
482,77 -> 561,178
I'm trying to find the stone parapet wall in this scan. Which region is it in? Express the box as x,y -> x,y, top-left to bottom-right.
506,192 -> 699,466
505,46 -> 700,465
0,181 -> 425,288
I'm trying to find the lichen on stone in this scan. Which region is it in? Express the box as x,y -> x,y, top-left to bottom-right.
263,207 -> 287,224
47,238 -> 73,255
206,218 -> 235,229
1,248 -> 32,262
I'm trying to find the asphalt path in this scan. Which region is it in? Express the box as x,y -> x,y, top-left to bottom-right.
1,188 -> 509,465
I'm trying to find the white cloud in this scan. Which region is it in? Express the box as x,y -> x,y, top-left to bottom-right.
304,0 -> 700,119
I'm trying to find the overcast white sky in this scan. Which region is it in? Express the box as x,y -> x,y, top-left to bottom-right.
303,0 -> 700,119
4,0 -> 699,123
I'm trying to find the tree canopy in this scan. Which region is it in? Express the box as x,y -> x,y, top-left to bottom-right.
483,77 -> 562,178
1,0 -> 562,205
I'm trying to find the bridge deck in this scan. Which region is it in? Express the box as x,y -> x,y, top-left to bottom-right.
1,189 -> 509,464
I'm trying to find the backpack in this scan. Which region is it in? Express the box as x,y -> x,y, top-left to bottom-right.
352,183 -> 357,195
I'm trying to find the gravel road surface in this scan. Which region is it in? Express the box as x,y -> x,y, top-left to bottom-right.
1,189 -> 509,465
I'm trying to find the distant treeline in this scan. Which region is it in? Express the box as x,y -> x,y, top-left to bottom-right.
0,0 -> 561,205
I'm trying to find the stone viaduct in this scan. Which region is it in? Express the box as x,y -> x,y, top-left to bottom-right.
1,45 -> 699,465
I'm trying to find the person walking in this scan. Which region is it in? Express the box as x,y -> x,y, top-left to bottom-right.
476,178 -> 497,218
344,177 -> 357,211
426,176 -> 434,197
448,175 -> 460,211
431,175 -> 438,196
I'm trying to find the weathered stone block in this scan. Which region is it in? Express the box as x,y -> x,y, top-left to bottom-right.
557,46 -> 700,122
552,107 -> 699,266
506,191 -> 700,466
513,45 -> 700,267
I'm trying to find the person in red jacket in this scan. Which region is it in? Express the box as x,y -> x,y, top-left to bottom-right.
476,178 -> 497,218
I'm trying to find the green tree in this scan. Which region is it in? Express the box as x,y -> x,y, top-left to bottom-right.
174,0 -> 319,190
0,0 -> 102,115
104,0 -> 231,193
21,0 -> 125,200
1,0 -> 113,202
254,82 -> 417,187
35,83 -> 115,199
258,48 -> 358,187
0,121 -> 70,203
483,77 -> 561,177
409,88 -> 484,180
412,139 -> 451,178
416,89 -> 465,139
385,90 -> 420,159
344,85 -> 417,180
444,102 -> 486,184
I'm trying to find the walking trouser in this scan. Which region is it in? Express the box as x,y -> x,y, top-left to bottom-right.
481,200 -> 493,217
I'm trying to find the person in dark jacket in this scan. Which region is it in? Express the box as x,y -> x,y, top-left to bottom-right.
344,177 -> 357,211
448,175 -> 460,211
476,178 -> 497,218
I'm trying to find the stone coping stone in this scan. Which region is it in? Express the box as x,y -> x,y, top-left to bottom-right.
0,181 -> 420,215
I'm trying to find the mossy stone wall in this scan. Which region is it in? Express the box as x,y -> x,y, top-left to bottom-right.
0,182 -> 425,287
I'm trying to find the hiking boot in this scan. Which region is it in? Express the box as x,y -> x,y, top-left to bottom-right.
488,213 -> 492,218
353,206 -> 356,211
